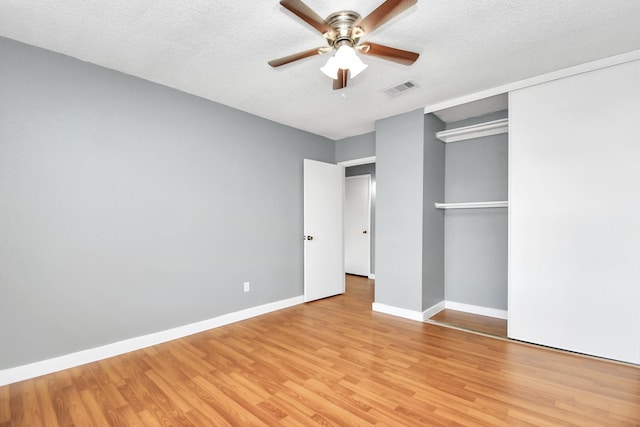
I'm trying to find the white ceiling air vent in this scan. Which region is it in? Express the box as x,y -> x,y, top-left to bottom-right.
383,80 -> 418,96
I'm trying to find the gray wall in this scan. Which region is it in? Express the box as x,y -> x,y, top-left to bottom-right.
335,132 -> 375,163
422,115 -> 446,310
345,163 -> 376,274
0,37 -> 334,369
443,111 -> 508,310
375,109 -> 427,312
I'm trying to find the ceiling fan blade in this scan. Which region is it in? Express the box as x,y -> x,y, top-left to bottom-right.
280,0 -> 334,35
268,47 -> 325,67
355,0 -> 417,35
357,42 -> 419,65
333,69 -> 348,90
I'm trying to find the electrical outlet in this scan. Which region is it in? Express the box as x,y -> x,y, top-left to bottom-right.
243,281 -> 250,293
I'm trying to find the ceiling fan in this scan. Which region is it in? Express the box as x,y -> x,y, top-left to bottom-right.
268,0 -> 420,90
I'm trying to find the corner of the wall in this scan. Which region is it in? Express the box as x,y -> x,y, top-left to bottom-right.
422,301 -> 446,321
371,302 -> 424,322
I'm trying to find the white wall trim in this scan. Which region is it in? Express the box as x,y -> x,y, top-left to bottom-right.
422,301 -> 446,320
0,295 -> 304,386
445,301 -> 508,320
367,274 -> 376,279
372,301 -> 447,322
435,118 -> 508,143
374,300 -> 507,322
424,49 -> 640,114
372,303 -> 424,322
338,156 -> 376,167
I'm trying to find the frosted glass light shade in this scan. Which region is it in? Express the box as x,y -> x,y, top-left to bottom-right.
334,45 -> 356,67
320,45 -> 368,80
320,56 -> 339,79
348,58 -> 367,78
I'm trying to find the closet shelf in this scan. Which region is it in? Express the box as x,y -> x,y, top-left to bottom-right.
434,201 -> 508,210
436,118 -> 508,143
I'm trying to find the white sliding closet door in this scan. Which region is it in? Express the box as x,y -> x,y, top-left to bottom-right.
509,59 -> 640,364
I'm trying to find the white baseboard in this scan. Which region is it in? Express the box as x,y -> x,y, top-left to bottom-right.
372,303 -> 424,322
0,296 -> 304,386
422,301 -> 446,320
372,300 -> 507,324
445,301 -> 508,320
368,274 -> 376,280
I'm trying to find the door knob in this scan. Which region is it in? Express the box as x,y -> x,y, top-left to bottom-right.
304,235 -> 314,240
362,230 -> 368,234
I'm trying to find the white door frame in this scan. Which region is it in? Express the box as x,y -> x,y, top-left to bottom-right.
338,156 -> 376,168
338,156 -> 376,280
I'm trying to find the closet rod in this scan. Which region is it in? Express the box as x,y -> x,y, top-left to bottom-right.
434,201 -> 508,209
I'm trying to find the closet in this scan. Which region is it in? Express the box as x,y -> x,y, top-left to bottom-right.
433,110 -> 509,327
424,58 -> 640,364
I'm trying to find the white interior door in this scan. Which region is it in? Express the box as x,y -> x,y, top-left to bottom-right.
304,159 -> 344,302
345,175 -> 371,276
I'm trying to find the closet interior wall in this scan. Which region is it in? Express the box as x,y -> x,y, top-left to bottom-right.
443,110 -> 509,312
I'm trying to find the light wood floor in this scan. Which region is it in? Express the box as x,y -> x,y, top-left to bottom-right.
429,309 -> 508,338
1,275 -> 639,426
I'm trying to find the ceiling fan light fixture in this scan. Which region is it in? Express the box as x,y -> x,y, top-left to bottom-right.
320,56 -> 339,79
334,45 -> 367,74
321,45 -> 368,80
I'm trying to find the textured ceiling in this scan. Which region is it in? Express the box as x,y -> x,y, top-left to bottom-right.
1,1 -> 640,140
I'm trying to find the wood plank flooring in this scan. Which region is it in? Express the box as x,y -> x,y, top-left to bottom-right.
1,274 -> 639,426
429,309 -> 508,337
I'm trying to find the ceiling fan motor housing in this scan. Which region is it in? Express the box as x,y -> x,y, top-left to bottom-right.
324,11 -> 363,48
